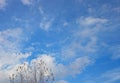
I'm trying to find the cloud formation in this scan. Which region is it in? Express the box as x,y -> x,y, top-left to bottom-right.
0,0 -> 6,9
40,18 -> 54,31
78,16 -> 108,26
62,17 -> 108,59
0,28 -> 31,82
1,54 -> 91,83
38,55 -> 91,78
110,45 -> 120,60
56,80 -> 68,83
0,0 -> 119,83
21,0 -> 32,5
84,68 -> 120,83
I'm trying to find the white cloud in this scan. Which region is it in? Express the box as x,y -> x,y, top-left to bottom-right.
0,28 -> 23,52
0,53 -> 31,69
21,0 -> 32,5
61,16 -> 108,59
38,6 -> 44,15
0,0 -> 6,9
38,7 -> 54,31
61,29 -> 98,58
40,17 -> 54,31
69,56 -> 91,75
33,54 -> 56,70
0,28 -> 31,68
56,80 -> 69,83
58,56 -> 92,83
0,28 -> 31,83
42,55 -> 91,77
83,68 -> 120,83
0,70 -> 9,83
101,68 -> 120,83
63,22 -> 69,27
0,52 -> 91,83
30,54 -> 91,81
110,45 -> 120,60
112,7 -> 120,13
78,16 -> 108,26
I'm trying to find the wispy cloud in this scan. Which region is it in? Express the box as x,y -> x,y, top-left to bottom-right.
56,80 -> 69,83
112,7 -> 120,13
0,28 -> 31,82
0,0 -> 119,83
0,70 -> 9,83
78,16 -> 108,26
1,54 -> 91,83
0,0 -> 6,9
30,54 -> 91,80
84,68 -> 120,83
61,17 -> 108,59
110,45 -> 120,60
38,7 -> 54,31
21,0 -> 33,5
101,68 -> 120,83
40,17 -> 54,31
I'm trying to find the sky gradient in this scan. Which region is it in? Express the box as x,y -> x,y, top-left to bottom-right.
0,0 -> 120,83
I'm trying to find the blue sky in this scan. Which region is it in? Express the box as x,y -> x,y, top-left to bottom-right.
0,0 -> 120,83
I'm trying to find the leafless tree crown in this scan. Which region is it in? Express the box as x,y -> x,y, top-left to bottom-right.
9,60 -> 54,83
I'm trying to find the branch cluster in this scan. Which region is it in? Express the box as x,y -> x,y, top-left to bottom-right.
9,60 -> 54,83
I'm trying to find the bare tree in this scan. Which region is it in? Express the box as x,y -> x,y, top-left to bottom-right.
9,60 -> 54,83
